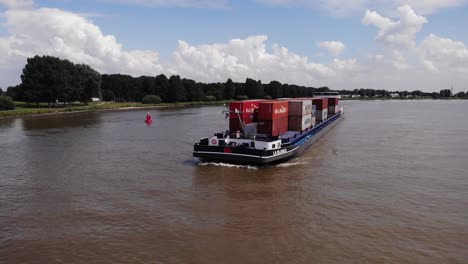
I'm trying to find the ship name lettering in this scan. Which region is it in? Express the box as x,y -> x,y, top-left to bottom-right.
273,149 -> 287,156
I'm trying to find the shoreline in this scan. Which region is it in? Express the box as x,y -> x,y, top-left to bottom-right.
1,98 -> 464,120
0,101 -> 227,120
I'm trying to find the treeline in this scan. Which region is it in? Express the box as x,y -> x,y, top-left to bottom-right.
4,55 -> 101,106
98,75 -> 322,103
1,55 -> 467,107
336,88 -> 467,99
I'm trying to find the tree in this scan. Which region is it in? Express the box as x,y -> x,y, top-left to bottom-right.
139,76 -> 157,97
142,95 -> 162,104
305,87 -> 314,97
76,64 -> 102,105
224,78 -> 236,100
102,89 -> 115,101
289,85 -> 299,97
203,95 -> 216,101
21,56 -> 52,104
20,55 -> 80,105
155,74 -> 169,101
440,89 -> 452,97
203,83 -> 223,100
245,78 -> 263,99
183,78 -> 196,101
411,90 -> 423,98
0,95 -> 15,110
269,81 -> 282,98
168,75 -> 186,102
317,86 -> 330,92
192,83 -> 205,101
5,85 -> 23,101
282,84 -> 291,97
455,91 -> 465,98
234,82 -> 245,96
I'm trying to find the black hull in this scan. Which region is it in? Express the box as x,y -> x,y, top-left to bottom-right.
193,112 -> 343,165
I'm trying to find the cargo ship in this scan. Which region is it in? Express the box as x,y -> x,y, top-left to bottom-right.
193,97 -> 343,164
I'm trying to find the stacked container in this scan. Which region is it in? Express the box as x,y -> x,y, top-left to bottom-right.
312,98 -> 328,122
229,100 -> 263,133
288,100 -> 313,131
327,97 -> 339,115
257,101 -> 289,136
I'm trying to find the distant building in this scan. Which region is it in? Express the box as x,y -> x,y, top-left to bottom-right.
91,97 -> 101,102
390,93 -> 399,98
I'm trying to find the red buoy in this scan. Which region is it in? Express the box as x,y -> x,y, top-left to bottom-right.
145,112 -> 153,125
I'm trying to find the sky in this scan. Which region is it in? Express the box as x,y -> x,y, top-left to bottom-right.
0,0 -> 467,92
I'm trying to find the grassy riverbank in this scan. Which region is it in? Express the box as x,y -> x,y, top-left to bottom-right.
0,101 -> 229,119
1,97 -> 465,119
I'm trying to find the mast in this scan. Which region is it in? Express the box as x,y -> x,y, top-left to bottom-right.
235,108 -> 246,136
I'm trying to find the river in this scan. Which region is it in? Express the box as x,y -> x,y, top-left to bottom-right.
1,100 -> 467,263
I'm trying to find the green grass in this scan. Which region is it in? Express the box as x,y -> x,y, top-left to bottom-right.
0,100 -> 230,119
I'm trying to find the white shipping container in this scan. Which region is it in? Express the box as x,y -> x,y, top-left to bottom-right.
315,109 -> 328,121
289,100 -> 313,116
288,114 -> 312,131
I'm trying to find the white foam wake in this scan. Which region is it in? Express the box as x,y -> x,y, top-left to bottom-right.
275,161 -> 307,168
198,162 -> 259,170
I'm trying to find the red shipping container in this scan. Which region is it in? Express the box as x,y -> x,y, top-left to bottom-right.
229,100 -> 262,119
229,119 -> 242,133
258,101 -> 289,121
253,108 -> 259,122
328,98 -> 339,106
312,98 -> 329,110
229,118 -> 253,133
258,116 -> 288,136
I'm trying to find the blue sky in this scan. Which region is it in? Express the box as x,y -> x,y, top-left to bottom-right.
1,0 -> 467,92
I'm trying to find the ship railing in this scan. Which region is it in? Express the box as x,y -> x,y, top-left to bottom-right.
291,112 -> 341,146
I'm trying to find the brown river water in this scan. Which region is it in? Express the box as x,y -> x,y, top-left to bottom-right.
1,100 -> 467,263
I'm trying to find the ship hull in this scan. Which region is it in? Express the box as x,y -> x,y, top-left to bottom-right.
193,112 -> 343,165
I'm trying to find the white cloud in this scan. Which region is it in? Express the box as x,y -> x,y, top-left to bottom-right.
0,0 -> 33,9
332,58 -> 357,71
0,7 -> 163,87
357,5 -> 468,91
317,41 -> 345,56
363,5 -> 427,70
391,50 -> 409,70
0,6 -> 341,89
363,5 -> 427,49
394,0 -> 468,15
363,5 -> 468,77
419,33 -> 468,73
168,36 -> 336,85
